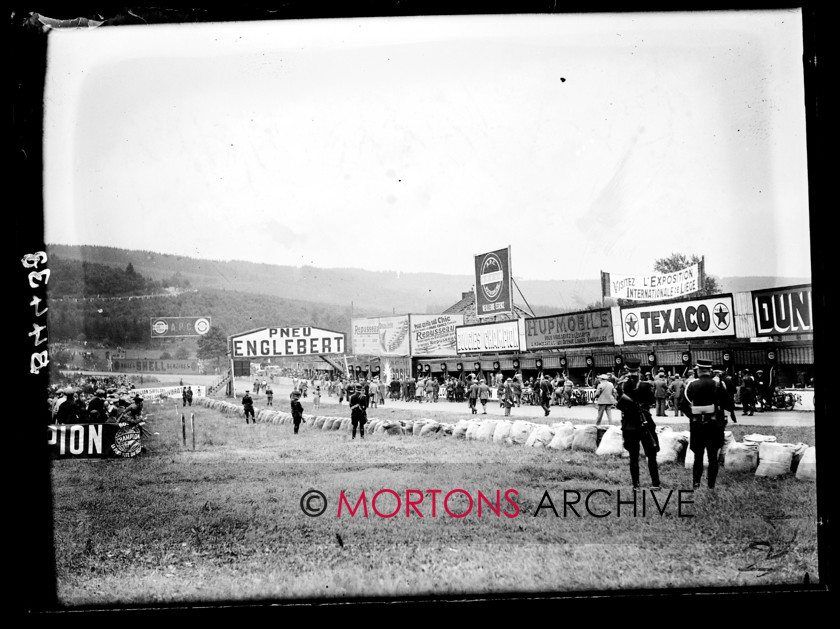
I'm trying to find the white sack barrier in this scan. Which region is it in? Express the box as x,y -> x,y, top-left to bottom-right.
466,421 -> 484,441
595,425 -> 625,456
724,442 -> 759,473
571,424 -> 599,452
795,447 -> 816,481
452,420 -> 471,439
547,423 -> 575,450
419,422 -> 441,437
755,442 -> 796,478
789,443 -> 809,472
507,421 -> 538,445
492,421 -> 514,444
476,420 -> 501,442
743,433 -> 777,447
525,425 -> 555,448
656,431 -> 688,464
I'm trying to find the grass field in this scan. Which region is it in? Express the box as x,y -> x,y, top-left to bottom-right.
50,391 -> 819,607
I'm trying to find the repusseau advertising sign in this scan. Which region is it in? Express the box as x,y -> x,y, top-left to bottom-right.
409,314 -> 464,356
474,247 -> 513,318
378,315 -> 411,356
751,284 -> 812,336
524,309 -> 614,350
620,295 -> 736,342
352,318 -> 381,355
456,320 -> 521,353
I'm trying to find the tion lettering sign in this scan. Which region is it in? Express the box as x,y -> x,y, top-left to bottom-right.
474,247 -> 513,318
620,295 -> 736,342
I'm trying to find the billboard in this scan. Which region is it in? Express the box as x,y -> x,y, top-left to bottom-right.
48,423 -> 143,459
620,295 -> 736,342
602,263 -> 701,301
351,318 -> 381,355
150,316 -> 211,338
378,315 -> 411,356
456,320 -> 521,354
752,284 -> 812,337
474,247 -> 513,318
409,314 -> 464,356
230,327 -> 346,359
524,308 -> 614,350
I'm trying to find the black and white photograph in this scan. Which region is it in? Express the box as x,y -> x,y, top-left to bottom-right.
15,3 -> 830,615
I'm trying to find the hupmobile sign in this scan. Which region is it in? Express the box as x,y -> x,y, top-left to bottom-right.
474,247 -> 513,317
524,309 -> 613,350
150,316 -> 211,338
620,295 -> 735,342
752,284 -> 812,336
230,327 -> 346,358
456,320 -> 521,353
604,263 -> 701,301
410,314 -> 464,356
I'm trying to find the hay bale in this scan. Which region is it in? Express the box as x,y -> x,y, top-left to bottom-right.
332,417 -> 345,430
476,420 -> 500,442
507,420 -> 538,445
547,423 -> 575,450
492,420 -> 514,444
595,425 -> 625,456
453,420 -> 471,439
322,417 -> 336,430
656,431 -> 688,464
571,424 -> 598,452
724,442 -> 759,473
525,425 -> 555,448
755,442 -> 795,478
313,416 -> 326,429
795,447 -> 816,481
465,421 -> 484,441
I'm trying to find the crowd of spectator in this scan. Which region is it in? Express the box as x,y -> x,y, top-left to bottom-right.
47,373 -> 146,425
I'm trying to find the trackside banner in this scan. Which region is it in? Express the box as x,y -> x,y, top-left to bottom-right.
620,295 -> 736,342
48,423 -> 143,459
474,247 -> 513,317
524,309 -> 613,350
752,284 -> 813,336
603,263 -> 701,301
131,386 -> 206,398
351,316 -> 411,357
150,316 -> 211,338
456,320 -> 522,353
230,327 -> 346,359
409,314 -> 464,356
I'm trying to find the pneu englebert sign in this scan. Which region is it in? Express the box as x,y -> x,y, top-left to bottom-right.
230,327 -> 346,358
474,247 -> 513,317
620,295 -> 735,342
456,320 -> 521,353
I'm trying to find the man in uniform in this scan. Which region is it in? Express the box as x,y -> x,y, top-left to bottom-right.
755,370 -> 771,411
616,360 -> 660,491
349,384 -> 368,440
684,359 -> 737,489
242,390 -> 255,424
290,390 -> 305,434
539,374 -> 553,416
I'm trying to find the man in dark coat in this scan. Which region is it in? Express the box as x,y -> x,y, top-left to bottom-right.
242,390 -> 255,424
86,389 -> 107,423
467,378 -> 479,414
539,374 -> 553,417
740,369 -> 757,416
349,385 -> 368,439
684,359 -> 736,489
290,390 -> 304,434
616,360 -> 660,491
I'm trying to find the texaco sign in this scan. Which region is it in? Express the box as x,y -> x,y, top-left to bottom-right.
620,295 -> 736,342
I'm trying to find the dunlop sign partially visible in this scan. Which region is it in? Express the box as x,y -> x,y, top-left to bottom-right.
620,295 -> 736,342
474,247 -> 513,318
752,284 -> 812,336
230,327 -> 346,358
456,320 -> 521,354
151,316 -> 211,338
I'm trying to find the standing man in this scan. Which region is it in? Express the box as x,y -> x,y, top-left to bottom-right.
349,384 -> 368,440
265,383 -> 274,406
242,390 -> 255,425
478,379 -> 491,414
740,369 -> 757,416
653,370 -> 669,417
467,378 -> 479,414
186,386 -> 193,407
502,378 -> 515,417
562,376 -> 575,408
540,374 -> 553,417
684,359 -> 737,490
511,376 -> 522,407
290,390 -> 305,434
594,374 -> 616,425
755,370 -> 770,412
616,360 -> 660,491
182,387 -> 188,407
668,374 -> 685,417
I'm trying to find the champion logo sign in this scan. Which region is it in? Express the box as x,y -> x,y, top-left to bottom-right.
479,253 -> 504,301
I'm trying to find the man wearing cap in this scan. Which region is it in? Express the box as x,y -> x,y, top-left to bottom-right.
755,370 -> 771,412
653,370 -> 669,417
668,374 -> 685,417
349,384 -> 368,439
740,369 -> 756,416
538,374 -> 553,417
290,390 -> 305,434
502,378 -> 515,417
594,374 -> 616,425
478,379 -> 491,414
684,359 -> 737,490
616,360 -> 660,490
86,389 -> 107,423
242,390 -> 255,424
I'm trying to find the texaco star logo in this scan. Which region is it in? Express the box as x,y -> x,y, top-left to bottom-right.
713,303 -> 731,330
624,313 -> 639,337
479,253 -> 504,301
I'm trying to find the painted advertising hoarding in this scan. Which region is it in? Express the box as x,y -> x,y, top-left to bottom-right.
603,263 -> 701,301
456,319 -> 521,354
230,327 -> 346,359
377,315 -> 411,356
474,247 -> 513,318
752,284 -> 812,337
524,308 -> 613,350
48,423 -> 143,459
620,295 -> 736,342
150,316 -> 211,338
409,314 -> 464,356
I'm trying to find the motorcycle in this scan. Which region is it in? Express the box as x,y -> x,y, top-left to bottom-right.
770,387 -> 796,411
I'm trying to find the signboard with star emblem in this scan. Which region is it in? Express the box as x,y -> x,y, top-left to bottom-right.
619,295 -> 735,342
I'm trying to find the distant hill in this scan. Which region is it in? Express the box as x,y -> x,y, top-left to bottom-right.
46,244 -> 811,316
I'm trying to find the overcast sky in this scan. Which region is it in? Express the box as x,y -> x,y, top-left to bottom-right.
43,10 -> 812,282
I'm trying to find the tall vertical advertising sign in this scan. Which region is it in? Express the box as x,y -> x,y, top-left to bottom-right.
474,247 -> 513,318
